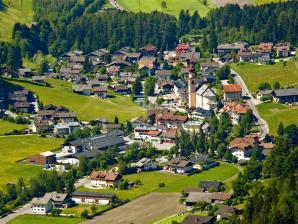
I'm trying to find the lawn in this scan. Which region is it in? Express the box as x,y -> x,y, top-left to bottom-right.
117,0 -> 214,17
231,60 -> 298,94
153,211 -> 207,224
0,135 -> 63,187
0,0 -> 33,42
62,204 -> 109,217
256,102 -> 298,135
7,215 -> 82,224
77,163 -> 238,200
251,0 -> 288,4
0,119 -> 27,135
8,78 -> 146,122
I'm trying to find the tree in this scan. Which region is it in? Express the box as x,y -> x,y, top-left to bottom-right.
161,0 -> 167,9
216,65 -> 231,80
83,56 -> 91,73
90,204 -> 97,214
277,122 -> 284,136
144,76 -> 156,97
132,77 -> 142,95
272,81 -> 280,89
81,209 -> 89,219
114,116 -> 119,124
258,82 -> 271,91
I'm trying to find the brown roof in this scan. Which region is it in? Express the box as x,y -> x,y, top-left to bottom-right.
93,86 -> 108,92
156,112 -> 188,123
239,48 -> 252,57
147,130 -> 162,137
229,136 -> 258,151
160,128 -> 181,139
258,43 -> 273,53
210,192 -> 233,201
114,85 -> 129,91
38,110 -> 55,116
181,215 -> 215,224
90,171 -> 121,182
139,44 -> 158,52
157,80 -> 174,88
222,102 -> 248,114
14,102 -> 30,108
54,112 -> 77,119
223,84 -> 242,93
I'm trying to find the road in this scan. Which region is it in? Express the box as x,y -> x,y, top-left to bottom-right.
109,0 -> 124,11
231,69 -> 269,140
0,177 -> 90,224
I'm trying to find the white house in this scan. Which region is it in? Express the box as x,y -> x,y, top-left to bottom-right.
90,171 -> 122,188
131,158 -> 157,172
31,196 -> 53,214
229,136 -> 259,161
134,127 -> 161,143
165,157 -> 193,174
71,192 -> 115,206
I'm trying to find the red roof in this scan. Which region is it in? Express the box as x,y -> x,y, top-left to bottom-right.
223,84 -> 242,93
229,136 -> 258,151
90,171 -> 121,182
258,43 -> 273,53
175,43 -> 190,51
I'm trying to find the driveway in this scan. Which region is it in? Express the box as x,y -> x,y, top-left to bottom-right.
83,192 -> 186,224
0,204 -> 31,224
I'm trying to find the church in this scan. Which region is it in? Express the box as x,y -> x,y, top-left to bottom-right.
188,74 -> 218,111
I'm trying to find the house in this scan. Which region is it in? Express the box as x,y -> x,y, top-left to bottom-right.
119,72 -> 139,84
124,52 -> 141,63
257,90 -> 273,100
62,130 -> 125,154
13,102 -> 31,113
229,136 -> 259,161
179,52 -> 200,66
138,57 -> 157,74
159,128 -> 181,144
156,80 -> 174,93
113,85 -> 130,95
223,84 -> 242,102
72,85 -> 93,96
215,205 -> 236,221
181,215 -> 215,224
134,126 -> 161,143
90,171 -> 122,188
271,88 -> 298,103
107,65 -> 120,75
93,86 -> 108,98
276,42 -> 290,58
221,102 -> 248,124
88,48 -> 109,61
32,76 -> 46,83
189,154 -> 219,171
175,43 -> 191,55
108,60 -> 132,70
185,192 -> 212,208
18,68 -> 33,78
131,158 -> 157,172
165,157 -> 193,174
53,112 -> 77,123
189,75 -> 217,111
258,43 -> 273,57
155,111 -> 188,128
31,119 -> 51,133
199,181 -> 223,192
200,61 -> 220,75
209,192 -> 233,204
217,42 -> 248,54
28,151 -> 56,165
71,192 -> 115,205
138,44 -> 158,56
239,48 -> 252,62
97,74 -> 110,82
156,70 -> 172,81
54,124 -> 70,136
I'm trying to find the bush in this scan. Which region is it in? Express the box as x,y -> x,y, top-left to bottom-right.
81,209 -> 89,219
158,182 -> 165,187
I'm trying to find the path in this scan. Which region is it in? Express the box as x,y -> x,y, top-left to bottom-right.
83,192 -> 185,224
212,0 -> 251,7
232,69 -> 269,140
109,0 -> 124,11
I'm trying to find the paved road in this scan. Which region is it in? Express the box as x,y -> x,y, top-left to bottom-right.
109,0 -> 124,11
232,69 -> 269,140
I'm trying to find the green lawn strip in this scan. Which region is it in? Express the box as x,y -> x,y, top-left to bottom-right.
0,119 -> 27,135
7,78 -> 146,122
231,61 -> 298,94
256,102 -> 298,135
7,215 -> 82,224
62,204 -> 109,217
77,163 -> 238,201
152,210 -> 208,224
117,0 -> 214,17
0,0 -> 33,42
0,135 -> 63,188
252,0 -> 289,4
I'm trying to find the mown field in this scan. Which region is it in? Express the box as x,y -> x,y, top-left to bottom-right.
0,119 -> 27,135
256,103 -> 298,135
7,215 -> 82,224
77,163 -> 239,200
251,0 -> 288,4
231,60 -> 298,93
62,204 -> 109,217
8,78 -> 146,122
117,0 -> 213,17
0,0 -> 33,42
0,135 -> 63,187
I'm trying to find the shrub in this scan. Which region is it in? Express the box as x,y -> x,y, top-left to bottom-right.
158,182 -> 165,187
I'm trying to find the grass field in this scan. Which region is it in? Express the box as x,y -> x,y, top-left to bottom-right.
77,163 -> 238,200
231,60 -> 298,93
62,204 -> 109,217
7,215 -> 82,224
0,119 -> 27,135
153,210 -> 207,224
117,0 -> 213,17
0,0 -> 33,42
256,103 -> 298,135
0,135 -> 63,187
8,78 -> 146,122
251,0 -> 288,4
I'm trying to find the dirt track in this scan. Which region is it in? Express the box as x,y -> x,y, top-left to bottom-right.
212,0 -> 252,7
83,193 -> 186,224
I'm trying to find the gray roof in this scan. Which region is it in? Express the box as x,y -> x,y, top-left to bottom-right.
31,192 -> 67,205
72,191 -> 115,199
185,192 -> 212,203
199,181 -> 222,189
174,79 -> 186,89
67,130 -> 125,150
181,215 -> 215,224
189,154 -> 213,164
273,88 -> 298,97
196,84 -> 216,97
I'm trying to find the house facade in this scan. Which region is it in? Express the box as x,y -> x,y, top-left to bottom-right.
223,84 -> 242,102
71,192 -> 115,205
90,171 -> 122,188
